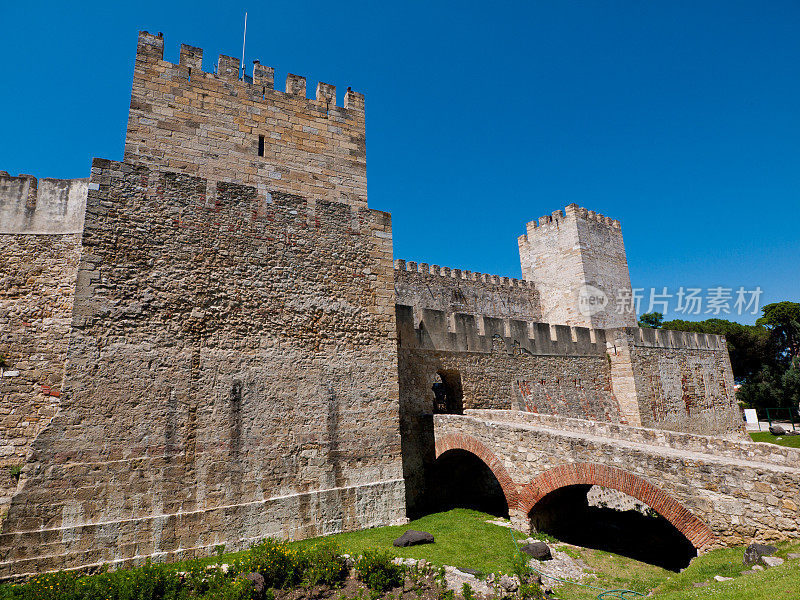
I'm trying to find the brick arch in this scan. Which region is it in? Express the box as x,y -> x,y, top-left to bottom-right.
435,433 -> 518,508
517,463 -> 715,549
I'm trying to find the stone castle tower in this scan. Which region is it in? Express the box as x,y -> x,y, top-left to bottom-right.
125,32 -> 367,206
518,204 -> 636,329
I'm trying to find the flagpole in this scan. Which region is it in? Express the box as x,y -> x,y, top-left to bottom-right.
241,11 -> 248,80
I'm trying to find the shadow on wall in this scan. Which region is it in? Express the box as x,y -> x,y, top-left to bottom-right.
433,370 -> 464,415
529,485 -> 697,571
425,449 -> 509,518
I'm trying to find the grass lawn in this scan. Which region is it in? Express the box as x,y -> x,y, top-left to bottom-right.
288,509 -> 800,599
289,509 -> 529,576
651,541 -> 800,600
749,431 -> 800,448
541,548 -> 672,599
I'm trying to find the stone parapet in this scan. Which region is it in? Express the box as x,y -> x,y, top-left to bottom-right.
396,305 -> 606,357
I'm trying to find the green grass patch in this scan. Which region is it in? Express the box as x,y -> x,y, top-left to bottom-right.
749,431 -> 800,447
651,540 -> 800,599
289,509 -> 528,576
546,548 -> 670,599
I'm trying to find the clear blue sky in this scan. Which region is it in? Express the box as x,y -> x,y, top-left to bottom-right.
2,1 -> 798,324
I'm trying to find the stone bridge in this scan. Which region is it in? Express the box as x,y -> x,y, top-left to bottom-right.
433,410 -> 800,550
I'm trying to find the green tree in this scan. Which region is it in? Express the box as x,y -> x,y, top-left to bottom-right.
756,301 -> 800,360
638,312 -> 663,329
737,358 -> 800,414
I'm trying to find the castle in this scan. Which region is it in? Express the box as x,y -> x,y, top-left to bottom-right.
0,32 -> 742,578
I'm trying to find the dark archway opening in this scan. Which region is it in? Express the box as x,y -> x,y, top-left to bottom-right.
529,485 -> 697,571
426,449 -> 509,518
432,370 -> 463,414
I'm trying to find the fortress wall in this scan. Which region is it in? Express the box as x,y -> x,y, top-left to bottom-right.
393,260 -> 541,321
0,159 -> 404,578
396,304 -> 621,514
0,174 -> 87,508
609,328 -> 742,435
125,32 -> 368,207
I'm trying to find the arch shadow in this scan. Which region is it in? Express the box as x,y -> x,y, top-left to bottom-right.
518,463 -> 715,550
431,433 -> 518,518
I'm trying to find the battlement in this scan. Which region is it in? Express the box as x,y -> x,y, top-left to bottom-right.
88,158 -> 389,235
617,327 -> 728,351
396,305 -> 606,356
394,259 -> 535,289
135,31 -> 365,113
125,31 -> 369,207
0,172 -> 87,235
519,203 -> 620,243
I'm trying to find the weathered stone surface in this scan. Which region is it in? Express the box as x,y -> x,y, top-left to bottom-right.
499,574 -> 519,592
770,425 -> 787,436
518,205 -> 632,330
244,572 -> 265,593
0,29 -> 777,580
0,160 -> 405,578
0,175 -> 88,507
125,33 -> 367,207
761,556 -> 785,568
393,530 -> 434,547
521,542 -> 552,561
744,543 -> 777,565
442,565 -> 493,596
394,262 -> 540,322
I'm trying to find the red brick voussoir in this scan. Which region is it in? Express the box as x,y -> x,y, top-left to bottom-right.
435,433 -> 519,508
516,463 -> 716,549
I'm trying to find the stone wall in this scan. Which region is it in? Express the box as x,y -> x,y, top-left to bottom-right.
609,327 -> 741,435
396,304 -> 621,515
518,204 -> 636,329
0,159 -> 405,578
394,260 -> 540,321
125,32 -> 368,207
469,410 -> 795,469
435,411 -> 800,549
0,174 -> 87,509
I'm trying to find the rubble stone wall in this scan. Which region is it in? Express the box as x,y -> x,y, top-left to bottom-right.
395,304 -> 621,515
609,327 -> 742,435
0,159 -> 405,578
394,260 -> 540,321
0,174 -> 87,507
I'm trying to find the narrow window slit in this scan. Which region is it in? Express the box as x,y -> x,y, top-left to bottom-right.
258,135 -> 265,157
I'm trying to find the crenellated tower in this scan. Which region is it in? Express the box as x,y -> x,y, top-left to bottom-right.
125,31 -> 368,207
518,203 -> 636,329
